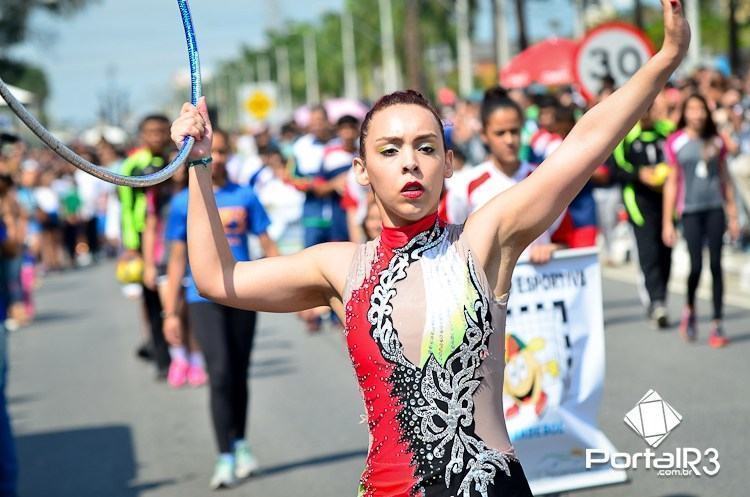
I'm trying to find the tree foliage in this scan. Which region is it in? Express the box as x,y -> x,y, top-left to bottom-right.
0,0 -> 97,101
226,0 -> 478,106
0,0 -> 98,49
641,1 -> 750,55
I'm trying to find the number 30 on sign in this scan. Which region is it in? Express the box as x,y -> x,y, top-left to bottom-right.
574,22 -> 655,102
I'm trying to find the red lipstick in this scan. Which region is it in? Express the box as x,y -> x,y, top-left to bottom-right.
401,181 -> 424,199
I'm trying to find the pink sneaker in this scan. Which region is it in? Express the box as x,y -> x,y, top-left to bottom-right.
167,358 -> 189,388
678,307 -> 697,342
187,364 -> 208,387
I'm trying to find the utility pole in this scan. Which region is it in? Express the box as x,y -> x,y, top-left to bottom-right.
275,45 -> 293,111
242,63 -> 255,84
341,5 -> 359,100
492,0 -> 511,78
456,0 -> 473,97
304,30 -> 320,104
228,67 -> 241,130
572,0 -> 585,38
379,0 -> 399,93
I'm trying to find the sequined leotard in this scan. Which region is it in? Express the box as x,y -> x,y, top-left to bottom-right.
344,213 -> 533,497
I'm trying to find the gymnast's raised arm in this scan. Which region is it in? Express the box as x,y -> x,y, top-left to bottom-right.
464,0 -> 690,292
170,99 -> 355,313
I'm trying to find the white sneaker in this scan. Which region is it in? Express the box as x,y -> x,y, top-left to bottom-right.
234,441 -> 259,479
650,303 -> 669,329
210,457 -> 236,490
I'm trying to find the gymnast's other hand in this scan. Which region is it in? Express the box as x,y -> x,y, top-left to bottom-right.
171,96 -> 213,160
659,0 -> 690,64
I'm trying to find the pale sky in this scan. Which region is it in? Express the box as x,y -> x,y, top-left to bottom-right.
6,0 -> 612,130
10,0 -> 344,128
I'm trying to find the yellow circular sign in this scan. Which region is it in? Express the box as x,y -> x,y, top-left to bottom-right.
244,90 -> 274,120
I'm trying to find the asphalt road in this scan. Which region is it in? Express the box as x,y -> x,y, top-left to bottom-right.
7,261 -> 749,497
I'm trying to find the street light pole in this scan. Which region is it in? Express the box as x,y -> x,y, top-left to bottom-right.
514,0 -> 528,51
685,0 -> 701,70
728,0 -> 740,74
404,0 -> 425,93
634,0 -> 644,30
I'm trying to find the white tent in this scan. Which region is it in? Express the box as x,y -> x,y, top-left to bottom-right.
0,84 -> 35,106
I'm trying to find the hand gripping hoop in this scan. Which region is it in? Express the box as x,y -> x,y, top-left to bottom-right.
0,0 -> 202,187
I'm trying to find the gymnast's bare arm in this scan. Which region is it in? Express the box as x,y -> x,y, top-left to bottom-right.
171,100 -> 355,314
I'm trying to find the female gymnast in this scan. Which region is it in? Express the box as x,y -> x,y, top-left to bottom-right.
170,1 -> 689,494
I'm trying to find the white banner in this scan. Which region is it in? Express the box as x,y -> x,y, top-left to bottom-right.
503,248 -> 627,494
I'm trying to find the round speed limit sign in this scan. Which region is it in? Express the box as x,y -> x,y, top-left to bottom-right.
574,22 -> 655,101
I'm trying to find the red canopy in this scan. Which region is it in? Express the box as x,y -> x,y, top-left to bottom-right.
499,38 -> 579,88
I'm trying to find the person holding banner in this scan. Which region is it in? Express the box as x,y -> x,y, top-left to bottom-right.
446,87 -> 566,265
170,1 -> 689,494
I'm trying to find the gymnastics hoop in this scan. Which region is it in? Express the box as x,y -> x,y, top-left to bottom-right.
0,0 -> 202,187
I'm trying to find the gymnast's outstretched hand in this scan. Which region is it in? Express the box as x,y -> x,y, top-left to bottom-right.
171,96 -> 213,160
660,0 -> 691,63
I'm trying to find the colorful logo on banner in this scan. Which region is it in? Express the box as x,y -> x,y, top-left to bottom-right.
503,303 -> 572,422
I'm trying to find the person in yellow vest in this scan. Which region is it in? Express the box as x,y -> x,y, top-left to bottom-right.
612,106 -> 675,329
118,114 -> 174,379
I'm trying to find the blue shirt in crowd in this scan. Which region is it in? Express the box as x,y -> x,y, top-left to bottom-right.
165,182 -> 271,304
0,222 -> 6,322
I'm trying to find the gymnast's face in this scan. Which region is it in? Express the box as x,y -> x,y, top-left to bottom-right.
353,104 -> 452,228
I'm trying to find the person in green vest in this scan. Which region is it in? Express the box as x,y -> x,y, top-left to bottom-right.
612,105 -> 676,329
118,114 -> 174,378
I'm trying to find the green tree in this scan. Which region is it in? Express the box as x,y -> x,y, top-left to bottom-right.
0,0 -> 97,49
1,0 -> 98,103
213,0 -> 481,126
0,59 -> 48,100
642,1 -> 749,64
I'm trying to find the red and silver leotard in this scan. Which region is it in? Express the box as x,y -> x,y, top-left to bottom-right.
344,213 -> 532,497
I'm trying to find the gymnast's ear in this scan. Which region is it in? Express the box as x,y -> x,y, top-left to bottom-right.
444,148 -> 454,179
353,156 -> 370,187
